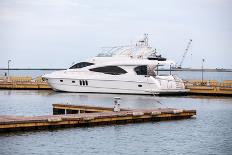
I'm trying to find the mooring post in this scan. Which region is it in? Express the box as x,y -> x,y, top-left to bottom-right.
113,97 -> 121,112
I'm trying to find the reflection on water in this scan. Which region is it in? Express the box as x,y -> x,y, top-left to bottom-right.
0,90 -> 232,155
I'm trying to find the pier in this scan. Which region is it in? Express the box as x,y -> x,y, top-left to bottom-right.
0,76 -> 232,96
0,76 -> 51,89
0,104 -> 196,132
185,80 -> 232,96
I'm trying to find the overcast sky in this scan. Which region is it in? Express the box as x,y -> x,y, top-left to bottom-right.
0,0 -> 231,69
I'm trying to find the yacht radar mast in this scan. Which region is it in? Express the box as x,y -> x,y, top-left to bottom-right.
137,33 -> 149,47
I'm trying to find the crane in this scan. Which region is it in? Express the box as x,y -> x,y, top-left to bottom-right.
177,39 -> 192,69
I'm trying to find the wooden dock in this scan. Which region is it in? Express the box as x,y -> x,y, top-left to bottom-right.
0,76 -> 231,96
0,76 -> 51,89
0,104 -> 196,132
185,80 -> 232,96
0,81 -> 51,89
53,103 -> 130,114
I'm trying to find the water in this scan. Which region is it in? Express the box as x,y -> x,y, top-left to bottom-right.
0,70 -> 232,154
0,90 -> 232,155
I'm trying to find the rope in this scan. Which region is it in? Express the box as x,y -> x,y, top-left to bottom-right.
146,76 -> 167,108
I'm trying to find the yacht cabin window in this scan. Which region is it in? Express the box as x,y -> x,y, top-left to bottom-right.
69,62 -> 94,69
134,65 -> 157,76
134,65 -> 148,75
89,66 -> 127,75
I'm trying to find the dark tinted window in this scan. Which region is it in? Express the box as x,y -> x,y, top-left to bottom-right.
134,65 -> 147,75
69,62 -> 94,69
89,66 -> 127,75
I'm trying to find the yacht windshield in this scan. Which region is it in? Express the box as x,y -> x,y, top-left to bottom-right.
69,62 -> 94,69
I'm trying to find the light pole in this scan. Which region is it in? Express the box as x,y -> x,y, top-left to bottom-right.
201,58 -> 205,84
8,60 -> 11,81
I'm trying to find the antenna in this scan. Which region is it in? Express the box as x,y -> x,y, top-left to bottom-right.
137,33 -> 149,47
144,33 -> 149,46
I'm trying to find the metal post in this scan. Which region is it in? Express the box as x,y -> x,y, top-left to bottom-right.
7,60 -> 11,82
157,65 -> 159,75
170,65 -> 172,75
201,59 -> 205,84
113,97 -> 121,112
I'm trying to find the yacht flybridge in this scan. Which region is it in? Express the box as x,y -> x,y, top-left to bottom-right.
43,34 -> 189,95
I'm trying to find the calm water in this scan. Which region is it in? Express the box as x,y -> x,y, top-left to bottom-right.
0,90 -> 232,155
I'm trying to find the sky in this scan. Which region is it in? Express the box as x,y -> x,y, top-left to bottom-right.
0,0 -> 231,69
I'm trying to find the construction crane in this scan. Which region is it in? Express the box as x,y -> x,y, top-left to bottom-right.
177,39 -> 192,69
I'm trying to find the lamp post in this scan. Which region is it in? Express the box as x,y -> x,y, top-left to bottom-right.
7,60 -> 11,81
201,58 -> 205,84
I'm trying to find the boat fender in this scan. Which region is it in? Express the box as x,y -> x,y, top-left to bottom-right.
116,113 -> 129,117
83,117 -> 95,121
132,112 -> 144,116
63,116 -> 82,120
173,109 -> 183,114
151,111 -> 162,115
47,117 -> 62,122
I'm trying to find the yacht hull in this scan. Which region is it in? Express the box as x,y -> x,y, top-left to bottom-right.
46,77 -> 188,95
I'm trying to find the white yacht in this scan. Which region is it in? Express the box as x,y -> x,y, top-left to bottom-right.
42,34 -> 189,95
